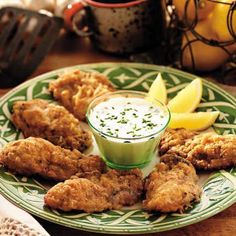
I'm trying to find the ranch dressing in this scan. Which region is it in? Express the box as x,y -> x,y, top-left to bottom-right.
87,91 -> 170,169
90,97 -> 168,140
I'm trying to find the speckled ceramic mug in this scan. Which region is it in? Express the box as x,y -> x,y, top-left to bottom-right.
64,0 -> 166,54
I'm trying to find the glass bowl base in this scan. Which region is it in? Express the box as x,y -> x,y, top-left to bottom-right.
103,157 -> 151,170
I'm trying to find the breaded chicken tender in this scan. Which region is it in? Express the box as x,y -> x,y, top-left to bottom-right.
159,128 -> 198,156
185,133 -> 236,170
159,128 -> 236,170
12,99 -> 92,152
44,178 -> 111,212
99,169 -> 143,209
44,169 -> 143,212
0,137 -> 105,181
49,70 -> 114,121
143,155 -> 201,213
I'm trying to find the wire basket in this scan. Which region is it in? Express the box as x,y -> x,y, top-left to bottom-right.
167,0 -> 236,84
131,0 -> 236,85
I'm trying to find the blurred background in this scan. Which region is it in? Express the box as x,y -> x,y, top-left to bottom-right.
0,0 -> 236,86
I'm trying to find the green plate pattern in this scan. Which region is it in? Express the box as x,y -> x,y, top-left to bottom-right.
0,63 -> 236,234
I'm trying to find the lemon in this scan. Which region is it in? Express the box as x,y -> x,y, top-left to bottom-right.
181,14 -> 230,71
147,73 -> 167,104
167,78 -> 203,113
182,30 -> 230,71
169,111 -> 220,130
210,0 -> 236,42
173,0 -> 215,22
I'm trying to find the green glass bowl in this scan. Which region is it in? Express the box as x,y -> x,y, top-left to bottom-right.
86,90 -> 170,169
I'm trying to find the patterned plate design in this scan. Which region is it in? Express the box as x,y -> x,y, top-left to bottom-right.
0,63 -> 236,234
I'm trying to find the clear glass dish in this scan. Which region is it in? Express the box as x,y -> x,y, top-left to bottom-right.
86,90 -> 170,169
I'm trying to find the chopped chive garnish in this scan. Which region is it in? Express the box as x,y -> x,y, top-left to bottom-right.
127,131 -> 134,134
117,119 -> 128,124
142,119 -> 148,123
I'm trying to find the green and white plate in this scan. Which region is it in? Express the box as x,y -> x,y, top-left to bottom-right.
0,63 -> 236,234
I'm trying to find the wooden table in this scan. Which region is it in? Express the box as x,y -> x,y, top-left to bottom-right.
0,32 -> 236,236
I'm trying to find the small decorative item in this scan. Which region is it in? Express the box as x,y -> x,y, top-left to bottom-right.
131,0 -> 236,85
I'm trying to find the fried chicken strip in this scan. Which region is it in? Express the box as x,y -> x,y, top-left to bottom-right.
185,133 -> 236,170
44,169 -> 143,212
49,70 -> 114,121
143,154 -> 201,213
44,178 -> 112,212
0,137 -> 105,181
159,129 -> 236,170
159,128 -> 198,156
99,169 -> 143,209
12,99 -> 92,152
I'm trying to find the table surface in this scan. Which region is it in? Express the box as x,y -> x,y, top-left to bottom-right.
0,31 -> 236,236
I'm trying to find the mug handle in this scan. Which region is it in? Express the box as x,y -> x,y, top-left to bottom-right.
63,1 -> 93,36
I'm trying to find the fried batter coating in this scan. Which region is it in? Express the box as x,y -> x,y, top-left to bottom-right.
99,169 -> 143,209
159,128 -> 198,156
75,168 -> 144,207
44,178 -> 111,212
12,99 -> 92,152
45,169 -> 143,212
185,133 -> 236,170
159,128 -> 236,170
0,137 -> 105,181
143,155 -> 201,213
49,70 -> 114,121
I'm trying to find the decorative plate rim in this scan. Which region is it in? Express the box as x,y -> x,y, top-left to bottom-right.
0,62 -> 235,106
0,62 -> 236,234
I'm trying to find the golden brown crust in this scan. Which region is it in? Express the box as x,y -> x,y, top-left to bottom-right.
159,129 -> 236,170
77,154 -> 106,174
44,178 -> 111,212
186,133 -> 236,170
143,154 -> 202,213
159,128 -> 198,157
0,137 -> 105,181
45,168 -> 144,212
12,99 -> 92,152
99,169 -> 143,209
49,70 -> 114,121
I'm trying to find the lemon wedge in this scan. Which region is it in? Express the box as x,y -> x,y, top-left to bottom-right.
167,78 -> 203,113
169,111 -> 220,130
147,73 -> 167,104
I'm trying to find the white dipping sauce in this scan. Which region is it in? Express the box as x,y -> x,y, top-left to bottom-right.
87,92 -> 170,169
89,97 -> 168,139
